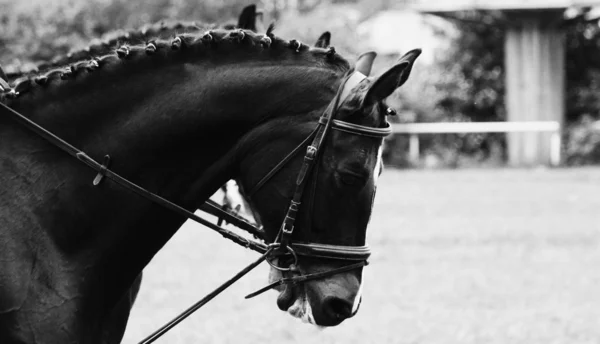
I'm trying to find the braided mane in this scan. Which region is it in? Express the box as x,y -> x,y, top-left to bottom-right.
4,20 -> 222,80
0,25 -> 346,102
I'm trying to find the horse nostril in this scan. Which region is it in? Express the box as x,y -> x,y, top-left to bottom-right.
322,296 -> 353,322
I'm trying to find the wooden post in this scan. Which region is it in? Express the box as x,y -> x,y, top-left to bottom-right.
550,131 -> 562,166
409,133 -> 420,164
504,10 -> 565,166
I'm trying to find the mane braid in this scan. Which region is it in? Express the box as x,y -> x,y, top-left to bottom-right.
0,28 -> 348,101
5,20 -> 217,80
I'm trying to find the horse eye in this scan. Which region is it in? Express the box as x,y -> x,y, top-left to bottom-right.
338,172 -> 366,186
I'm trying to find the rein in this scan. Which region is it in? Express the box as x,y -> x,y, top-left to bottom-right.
0,69 -> 391,342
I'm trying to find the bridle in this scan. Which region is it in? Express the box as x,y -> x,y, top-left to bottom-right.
0,70 -> 391,343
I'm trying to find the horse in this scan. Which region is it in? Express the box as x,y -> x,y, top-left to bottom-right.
0,25 -> 420,343
2,11 -> 335,334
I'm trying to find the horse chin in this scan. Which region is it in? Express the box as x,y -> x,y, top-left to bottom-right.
269,265 -> 319,326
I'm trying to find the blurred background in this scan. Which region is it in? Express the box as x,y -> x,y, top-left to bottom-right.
3,0 -> 600,168
2,1 -> 599,343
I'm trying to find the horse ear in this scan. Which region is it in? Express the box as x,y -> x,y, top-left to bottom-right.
315,31 -> 331,48
0,63 -> 7,81
355,51 -> 377,76
365,49 -> 421,104
237,4 -> 257,31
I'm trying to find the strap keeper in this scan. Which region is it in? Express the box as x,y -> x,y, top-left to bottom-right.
279,221 -> 294,249
93,155 -> 111,186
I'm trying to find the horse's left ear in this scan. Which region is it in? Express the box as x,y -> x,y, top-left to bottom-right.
0,63 -> 7,81
315,31 -> 331,48
237,4 -> 258,31
365,49 -> 421,104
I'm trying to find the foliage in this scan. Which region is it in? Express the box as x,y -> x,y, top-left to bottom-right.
0,0 -> 266,69
565,10 -> 600,123
564,115 -> 600,165
386,9 -> 600,167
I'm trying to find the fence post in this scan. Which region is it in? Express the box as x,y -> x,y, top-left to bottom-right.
550,131 -> 561,167
409,134 -> 419,163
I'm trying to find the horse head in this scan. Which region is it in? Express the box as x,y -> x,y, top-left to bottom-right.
234,49 -> 421,326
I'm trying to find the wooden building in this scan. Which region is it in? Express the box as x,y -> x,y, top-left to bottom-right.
407,0 -> 600,166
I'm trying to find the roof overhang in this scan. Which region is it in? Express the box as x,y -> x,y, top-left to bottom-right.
406,0 -> 600,13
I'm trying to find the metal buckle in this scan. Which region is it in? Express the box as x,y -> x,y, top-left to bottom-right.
281,222 -> 294,235
266,243 -> 298,272
305,145 -> 317,160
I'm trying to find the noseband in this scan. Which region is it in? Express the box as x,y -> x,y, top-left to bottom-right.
0,69 -> 391,343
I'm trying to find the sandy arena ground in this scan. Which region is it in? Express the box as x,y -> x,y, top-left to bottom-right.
123,168 -> 600,344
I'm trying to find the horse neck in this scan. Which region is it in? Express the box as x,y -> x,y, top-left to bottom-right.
0,56 -> 343,313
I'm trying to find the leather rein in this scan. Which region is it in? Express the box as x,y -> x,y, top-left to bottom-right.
0,70 -> 391,343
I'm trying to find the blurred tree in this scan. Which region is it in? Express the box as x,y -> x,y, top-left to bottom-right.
565,8 -> 600,123
0,0 -> 264,67
390,9 -> 600,166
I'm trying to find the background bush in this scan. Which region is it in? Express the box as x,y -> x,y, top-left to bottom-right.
2,1 -> 599,167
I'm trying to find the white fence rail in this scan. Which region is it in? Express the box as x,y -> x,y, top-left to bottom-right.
390,121 -> 562,166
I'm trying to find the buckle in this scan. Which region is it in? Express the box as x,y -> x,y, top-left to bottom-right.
281,222 -> 294,235
305,145 -> 317,160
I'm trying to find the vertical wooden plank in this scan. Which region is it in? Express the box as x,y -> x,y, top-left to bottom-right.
505,26 -> 521,166
504,10 -> 565,166
409,134 -> 420,164
523,15 -> 540,164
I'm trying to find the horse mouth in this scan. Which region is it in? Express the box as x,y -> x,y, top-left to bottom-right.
280,284 -> 317,325
269,264 -> 317,325
268,262 -> 359,327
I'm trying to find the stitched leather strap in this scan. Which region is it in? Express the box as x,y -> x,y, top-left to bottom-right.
319,117 -> 391,137
291,243 -> 371,261
244,260 -> 368,299
246,125 -> 319,198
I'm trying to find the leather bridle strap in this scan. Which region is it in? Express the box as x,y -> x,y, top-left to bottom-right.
319,117 -> 392,138
139,247 -> 274,344
277,108 -> 336,249
199,199 -> 265,240
291,242 -> 371,261
246,125 -> 320,199
244,260 -> 368,299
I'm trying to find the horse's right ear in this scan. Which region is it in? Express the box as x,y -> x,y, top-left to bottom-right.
237,4 -> 257,31
315,32 -> 331,48
0,63 -> 7,81
355,51 -> 377,76
365,49 -> 421,104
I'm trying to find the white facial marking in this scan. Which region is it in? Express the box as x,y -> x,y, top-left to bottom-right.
287,290 -> 316,325
352,269 -> 364,314
373,144 -> 384,184
348,144 -> 380,314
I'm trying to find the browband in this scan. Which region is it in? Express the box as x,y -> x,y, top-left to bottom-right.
319,117 -> 391,138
